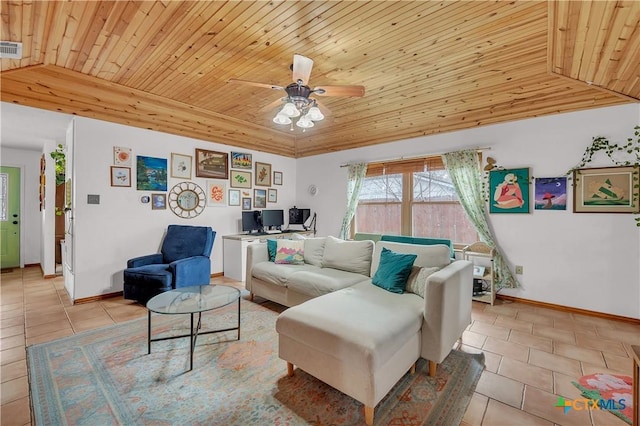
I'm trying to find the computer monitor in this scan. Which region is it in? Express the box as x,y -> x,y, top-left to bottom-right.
241,210 -> 262,233
261,209 -> 284,228
289,207 -> 311,225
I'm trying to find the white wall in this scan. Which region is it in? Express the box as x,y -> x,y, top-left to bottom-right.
72,116 -> 297,300
0,147 -> 43,267
297,104 -> 640,319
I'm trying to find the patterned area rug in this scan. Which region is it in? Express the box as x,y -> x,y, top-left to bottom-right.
27,299 -> 484,425
572,373 -> 633,424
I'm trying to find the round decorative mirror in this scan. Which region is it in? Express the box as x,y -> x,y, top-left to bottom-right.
168,182 -> 206,218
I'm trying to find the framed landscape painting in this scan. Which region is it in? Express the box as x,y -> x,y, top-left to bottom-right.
242,197 -> 252,211
489,167 -> 530,214
231,152 -> 252,169
268,188 -> 277,203
573,166 -> 640,213
254,189 -> 266,208
195,149 -> 228,179
136,156 -> 167,191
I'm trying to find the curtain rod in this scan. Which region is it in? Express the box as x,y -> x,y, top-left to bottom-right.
339,147 -> 491,168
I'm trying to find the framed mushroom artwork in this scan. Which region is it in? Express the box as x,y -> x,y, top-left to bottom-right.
534,177 -> 567,210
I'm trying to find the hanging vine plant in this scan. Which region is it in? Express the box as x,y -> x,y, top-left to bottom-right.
567,125 -> 640,226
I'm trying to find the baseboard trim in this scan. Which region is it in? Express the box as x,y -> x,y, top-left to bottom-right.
496,294 -> 640,325
211,272 -> 223,278
43,274 -> 57,279
74,291 -> 124,305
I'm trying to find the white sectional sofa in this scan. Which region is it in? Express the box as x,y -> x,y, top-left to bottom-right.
246,236 -> 473,425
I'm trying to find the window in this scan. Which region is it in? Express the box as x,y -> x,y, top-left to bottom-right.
355,157 -> 478,244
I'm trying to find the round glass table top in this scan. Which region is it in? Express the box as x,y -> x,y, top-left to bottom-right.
146,285 -> 240,315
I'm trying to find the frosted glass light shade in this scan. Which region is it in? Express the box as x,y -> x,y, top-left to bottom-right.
273,114 -> 292,125
296,116 -> 314,128
281,102 -> 300,117
307,106 -> 324,121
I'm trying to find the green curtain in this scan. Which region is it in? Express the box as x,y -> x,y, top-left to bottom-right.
339,163 -> 368,239
442,150 -> 519,289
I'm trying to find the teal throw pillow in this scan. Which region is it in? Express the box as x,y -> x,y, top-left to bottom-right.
267,239 -> 277,262
371,247 -> 417,294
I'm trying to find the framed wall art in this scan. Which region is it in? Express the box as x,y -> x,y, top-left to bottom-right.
136,156 -> 167,191
254,188 -> 267,208
273,171 -> 283,185
113,146 -> 132,166
171,153 -> 192,179
151,193 -> 166,210
268,188 -> 277,203
231,152 -> 252,169
255,162 -> 271,186
242,197 -> 252,211
489,167 -> 530,214
534,177 -> 567,210
230,170 -> 252,188
207,180 -> 227,206
110,166 -> 131,187
195,149 -> 228,179
573,166 -> 640,213
228,189 -> 240,206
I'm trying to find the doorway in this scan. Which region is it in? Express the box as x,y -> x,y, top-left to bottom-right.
1,166 -> 21,269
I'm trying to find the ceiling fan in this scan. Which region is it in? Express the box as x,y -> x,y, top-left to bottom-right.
229,54 -> 365,130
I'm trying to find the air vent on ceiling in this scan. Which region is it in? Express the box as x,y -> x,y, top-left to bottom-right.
0,41 -> 23,59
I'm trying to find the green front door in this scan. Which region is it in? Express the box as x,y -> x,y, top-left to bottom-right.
0,167 -> 20,268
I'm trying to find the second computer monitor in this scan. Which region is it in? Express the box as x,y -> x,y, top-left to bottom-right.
261,209 -> 284,228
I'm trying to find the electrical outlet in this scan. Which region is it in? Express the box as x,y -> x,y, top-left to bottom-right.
515,265 -> 523,275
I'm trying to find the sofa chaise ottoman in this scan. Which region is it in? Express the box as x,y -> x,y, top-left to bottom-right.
275,240 -> 473,425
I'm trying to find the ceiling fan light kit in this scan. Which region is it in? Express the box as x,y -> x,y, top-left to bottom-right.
230,54 -> 364,132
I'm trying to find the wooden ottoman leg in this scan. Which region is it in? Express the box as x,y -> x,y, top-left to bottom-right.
364,406 -> 374,426
429,360 -> 437,377
249,292 -> 254,301
287,362 -> 294,377
410,362 -> 416,374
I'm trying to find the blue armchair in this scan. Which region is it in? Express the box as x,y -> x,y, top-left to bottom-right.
123,225 -> 216,304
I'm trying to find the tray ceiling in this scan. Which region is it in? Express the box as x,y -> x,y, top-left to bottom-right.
1,1 -> 638,157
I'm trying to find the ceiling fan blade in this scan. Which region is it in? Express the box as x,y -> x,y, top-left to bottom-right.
292,54 -> 314,84
313,85 -> 365,97
228,78 -> 283,91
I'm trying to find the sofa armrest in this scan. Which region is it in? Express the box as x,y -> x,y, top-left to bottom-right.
246,243 -> 269,293
421,260 -> 473,364
127,253 -> 163,268
170,256 -> 211,287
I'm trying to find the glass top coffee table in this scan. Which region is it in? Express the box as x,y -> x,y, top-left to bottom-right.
146,285 -> 241,371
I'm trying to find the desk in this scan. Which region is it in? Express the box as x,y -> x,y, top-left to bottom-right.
222,230 -> 314,281
632,344 -> 639,426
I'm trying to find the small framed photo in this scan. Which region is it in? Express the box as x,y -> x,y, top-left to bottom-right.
273,171 -> 283,185
110,166 -> 131,187
228,189 -> 240,206
195,148 -> 228,179
113,146 -> 132,166
254,188 -> 267,208
171,153 -> 192,179
230,170 -> 252,189
268,188 -> 277,203
573,166 -> 640,213
231,152 -> 252,169
473,265 -> 486,278
242,197 -> 252,210
255,162 -> 272,186
207,180 -> 226,206
151,193 -> 166,210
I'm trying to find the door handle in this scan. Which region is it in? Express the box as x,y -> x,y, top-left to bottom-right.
12,221 -> 18,225
12,214 -> 18,217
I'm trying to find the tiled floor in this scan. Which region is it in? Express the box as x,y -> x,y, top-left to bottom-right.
1,266 -> 638,425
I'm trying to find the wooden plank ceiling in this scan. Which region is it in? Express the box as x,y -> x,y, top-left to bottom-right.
1,1 -> 637,158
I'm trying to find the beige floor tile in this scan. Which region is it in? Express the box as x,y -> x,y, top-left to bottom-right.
471,310 -> 498,325
595,327 -> 640,345
482,337 -> 529,362
484,304 -> 519,318
0,334 -> 25,351
575,332 -> 628,357
0,396 -> 31,426
508,330 -> 553,353
475,370 -> 524,409
66,306 -> 110,322
534,307 -> 572,320
1,359 -> 27,384
0,325 -> 24,339
1,316 -> 25,328
470,321 -> 510,341
26,327 -> 75,345
494,315 -> 533,334
553,342 -> 606,367
0,376 -> 28,405
0,309 -> 23,321
552,319 -> 597,336
0,302 -> 23,313
498,358 -> 553,392
483,351 -> 502,374
24,309 -> 68,328
590,404 -> 631,426
25,319 -> 73,339
71,316 -> 115,332
529,349 -> 582,377
482,398 -> 552,426
461,392 -> 488,425
462,330 -> 487,349
522,385 -> 591,426
610,320 -> 640,333
0,347 -> 25,366
602,352 -> 633,375
532,325 -> 576,344
516,311 -> 554,326
580,361 -> 633,378
553,371 -> 584,400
